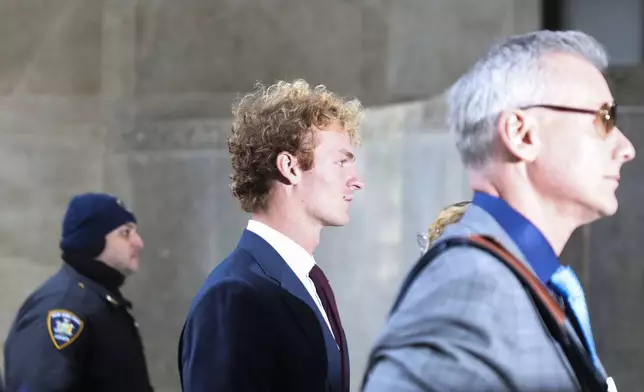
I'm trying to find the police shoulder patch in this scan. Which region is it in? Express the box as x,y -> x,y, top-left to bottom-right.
47,309 -> 84,350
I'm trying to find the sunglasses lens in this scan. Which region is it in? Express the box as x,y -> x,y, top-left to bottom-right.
599,103 -> 616,136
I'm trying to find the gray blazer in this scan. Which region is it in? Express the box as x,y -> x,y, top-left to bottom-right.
362,204 -> 581,392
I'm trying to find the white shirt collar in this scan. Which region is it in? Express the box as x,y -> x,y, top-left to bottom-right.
246,219 -> 316,279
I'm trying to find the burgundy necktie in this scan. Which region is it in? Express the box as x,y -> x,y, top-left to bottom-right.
309,265 -> 348,392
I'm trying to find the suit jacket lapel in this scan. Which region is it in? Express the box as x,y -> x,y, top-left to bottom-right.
238,230 -> 342,391
279,263 -> 343,392
340,326 -> 350,391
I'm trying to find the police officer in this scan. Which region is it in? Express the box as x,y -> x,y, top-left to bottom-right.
3,192 -> 154,392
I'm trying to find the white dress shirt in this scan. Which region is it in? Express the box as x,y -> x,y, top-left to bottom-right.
247,220 -> 335,339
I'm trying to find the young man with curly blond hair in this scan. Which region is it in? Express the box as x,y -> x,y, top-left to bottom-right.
178,79 -> 364,392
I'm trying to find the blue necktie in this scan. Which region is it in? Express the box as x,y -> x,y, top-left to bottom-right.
549,265 -> 600,369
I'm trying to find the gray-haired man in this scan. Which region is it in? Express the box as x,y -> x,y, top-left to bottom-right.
363,30 -> 634,392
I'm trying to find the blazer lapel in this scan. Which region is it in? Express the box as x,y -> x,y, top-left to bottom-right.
279,266 -> 343,392
339,325 -> 350,391
238,230 -> 342,391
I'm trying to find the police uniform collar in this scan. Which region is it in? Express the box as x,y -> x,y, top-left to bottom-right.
62,264 -> 132,309
62,251 -> 126,290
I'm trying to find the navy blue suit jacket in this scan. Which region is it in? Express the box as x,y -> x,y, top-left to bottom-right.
178,230 -> 347,392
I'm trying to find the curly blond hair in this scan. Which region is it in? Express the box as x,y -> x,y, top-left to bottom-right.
228,79 -> 364,213
427,201 -> 471,244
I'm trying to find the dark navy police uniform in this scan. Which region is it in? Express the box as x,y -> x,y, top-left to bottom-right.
4,262 -> 154,392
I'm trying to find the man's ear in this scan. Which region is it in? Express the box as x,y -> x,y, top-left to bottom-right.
276,152 -> 303,185
497,110 -> 540,163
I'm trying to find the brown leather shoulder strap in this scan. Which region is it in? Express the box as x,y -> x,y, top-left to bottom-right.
467,235 -> 607,392
468,234 -> 566,326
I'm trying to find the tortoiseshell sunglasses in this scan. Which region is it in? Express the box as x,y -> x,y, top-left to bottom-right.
519,101 -> 616,138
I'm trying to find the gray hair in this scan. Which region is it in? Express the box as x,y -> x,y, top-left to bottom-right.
447,30 -> 609,167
